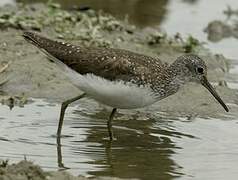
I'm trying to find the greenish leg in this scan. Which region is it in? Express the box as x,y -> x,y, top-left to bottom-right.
57,93 -> 86,137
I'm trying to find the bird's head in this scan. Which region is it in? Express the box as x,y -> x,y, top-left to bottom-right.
173,54 -> 229,112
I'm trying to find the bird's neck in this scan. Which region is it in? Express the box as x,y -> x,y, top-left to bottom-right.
153,60 -> 191,100
167,59 -> 192,85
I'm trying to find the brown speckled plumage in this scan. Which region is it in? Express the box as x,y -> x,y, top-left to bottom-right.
23,32 -> 165,80
23,32 -> 173,98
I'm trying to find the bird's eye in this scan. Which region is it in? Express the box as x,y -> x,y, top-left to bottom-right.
197,67 -> 204,74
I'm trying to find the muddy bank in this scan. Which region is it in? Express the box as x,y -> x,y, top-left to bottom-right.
0,160 -> 137,180
0,3 -> 237,117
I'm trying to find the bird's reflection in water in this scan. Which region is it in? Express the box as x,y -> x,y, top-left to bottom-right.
56,108 -> 195,179
57,136 -> 70,170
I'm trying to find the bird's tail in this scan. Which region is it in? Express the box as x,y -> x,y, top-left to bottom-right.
22,31 -> 81,66
22,31 -> 83,83
23,31 -> 48,48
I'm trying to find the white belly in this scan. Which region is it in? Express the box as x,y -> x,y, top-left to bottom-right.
52,58 -> 158,109
74,74 -> 158,109
51,57 -> 159,109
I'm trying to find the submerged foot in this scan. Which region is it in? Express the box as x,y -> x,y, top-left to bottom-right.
103,136 -> 117,141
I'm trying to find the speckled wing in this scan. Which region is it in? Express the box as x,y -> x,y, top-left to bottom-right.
22,31 -> 165,83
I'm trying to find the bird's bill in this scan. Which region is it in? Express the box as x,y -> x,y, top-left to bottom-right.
201,76 -> 229,112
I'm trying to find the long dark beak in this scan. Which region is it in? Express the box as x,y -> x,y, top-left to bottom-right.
201,76 -> 229,112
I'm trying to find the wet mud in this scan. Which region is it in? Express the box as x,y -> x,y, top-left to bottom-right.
0,160 -> 136,180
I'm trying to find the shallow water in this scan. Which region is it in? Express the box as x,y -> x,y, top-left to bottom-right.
0,99 -> 238,180
1,0 -> 238,180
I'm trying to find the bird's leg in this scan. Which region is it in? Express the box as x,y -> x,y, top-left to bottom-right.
107,108 -> 117,141
57,93 -> 86,137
